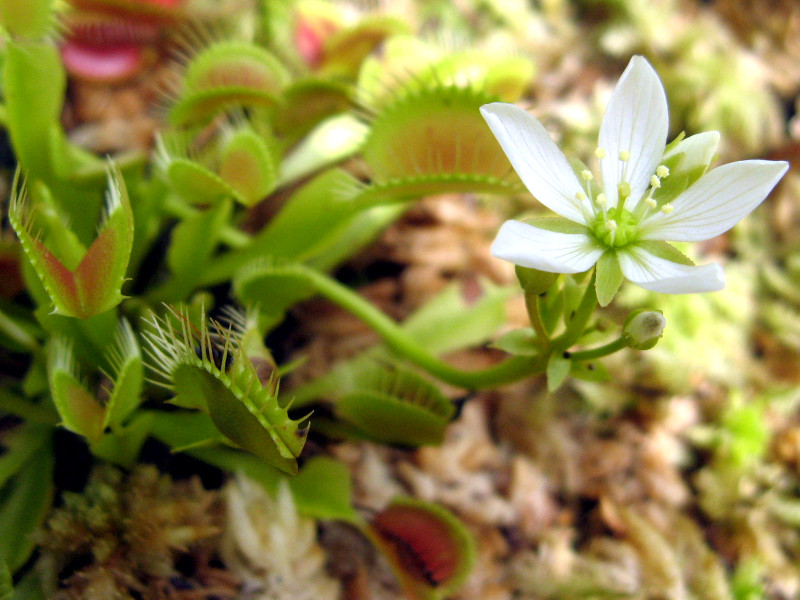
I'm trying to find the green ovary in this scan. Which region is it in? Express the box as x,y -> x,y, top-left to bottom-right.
592,207 -> 638,247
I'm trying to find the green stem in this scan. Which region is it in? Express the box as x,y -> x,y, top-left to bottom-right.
298,267 -> 546,389
163,196 -> 251,249
554,272 -> 598,350
524,291 -> 550,353
567,337 -> 627,361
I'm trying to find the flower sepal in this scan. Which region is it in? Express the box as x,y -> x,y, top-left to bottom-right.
515,264 -> 558,295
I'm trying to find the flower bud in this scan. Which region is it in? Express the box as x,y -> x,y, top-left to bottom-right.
622,309 -> 666,350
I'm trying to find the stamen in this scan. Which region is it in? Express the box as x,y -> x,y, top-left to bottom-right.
581,170 -> 593,182
618,181 -> 631,202
596,193 -> 607,208
617,150 -> 632,195
656,165 -> 670,178
661,204 -> 673,214
645,197 -> 657,209
575,191 -> 587,201
595,147 -> 606,159
650,175 -> 661,188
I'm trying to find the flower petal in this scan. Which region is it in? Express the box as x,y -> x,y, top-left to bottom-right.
491,220 -> 604,273
598,56 -> 668,210
618,244 -> 724,293
481,103 -> 587,223
640,160 -> 789,242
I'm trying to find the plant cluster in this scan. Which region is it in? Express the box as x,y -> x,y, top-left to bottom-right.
0,0 -> 797,599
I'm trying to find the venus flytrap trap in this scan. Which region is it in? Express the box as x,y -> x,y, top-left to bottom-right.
156,118 -> 280,208
367,497 -> 476,600
142,305 -> 309,474
166,39 -> 290,126
8,166 -> 133,319
58,0 -> 184,84
46,319 -> 143,448
356,84 -> 525,207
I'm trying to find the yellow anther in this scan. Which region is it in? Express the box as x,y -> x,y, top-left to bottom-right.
575,191 -> 587,201
581,170 -> 594,181
595,147 -> 607,159
661,204 -> 674,214
650,175 -> 661,188
596,193 -> 608,207
619,150 -> 630,161
656,165 -> 670,178
618,181 -> 631,201
645,197 -> 657,209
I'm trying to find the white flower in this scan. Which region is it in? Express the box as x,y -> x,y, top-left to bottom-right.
481,55 -> 788,305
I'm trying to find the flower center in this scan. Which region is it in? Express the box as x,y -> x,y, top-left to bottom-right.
592,207 -> 637,247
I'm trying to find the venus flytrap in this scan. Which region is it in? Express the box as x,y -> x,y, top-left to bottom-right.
46,318 -> 143,447
142,306 -> 309,475
8,166 -> 134,319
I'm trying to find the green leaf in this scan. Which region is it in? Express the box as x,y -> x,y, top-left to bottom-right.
273,78 -> 352,144
9,569 -> 44,600
0,0 -> 54,38
279,114 -> 368,186
492,328 -> 539,356
3,41 -> 64,180
0,559 -> 11,600
546,352 -> 571,392
289,456 -> 358,522
155,198 -> 232,300
250,168 -> 362,262
595,251 -> 623,307
401,280 -> 515,355
367,497 -> 475,600
91,412 -> 153,468
0,424 -> 50,490
569,359 -> 611,383
201,169 -> 365,286
0,436 -> 54,572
